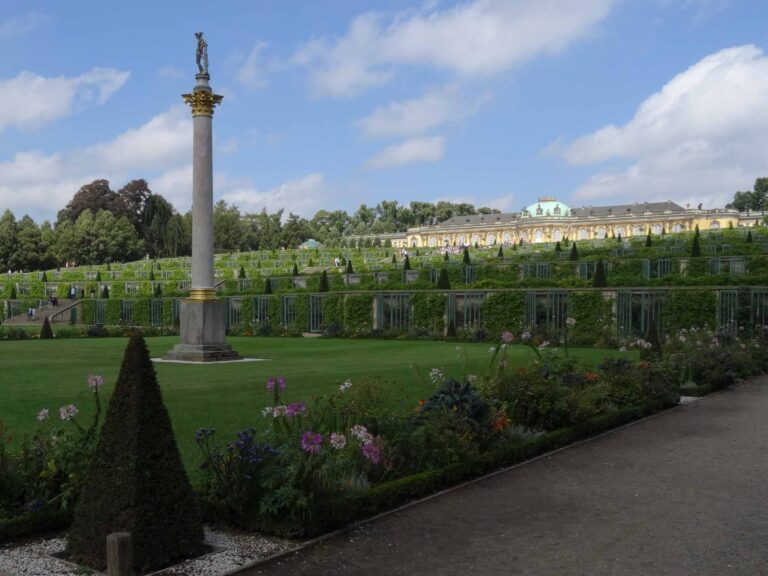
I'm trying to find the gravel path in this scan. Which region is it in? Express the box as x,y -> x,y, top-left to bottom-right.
243,378 -> 768,576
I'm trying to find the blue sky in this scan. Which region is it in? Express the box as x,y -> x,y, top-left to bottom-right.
1,0 -> 767,223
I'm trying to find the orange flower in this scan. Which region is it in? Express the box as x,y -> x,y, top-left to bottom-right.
493,414 -> 510,431
639,360 -> 651,370
584,371 -> 600,383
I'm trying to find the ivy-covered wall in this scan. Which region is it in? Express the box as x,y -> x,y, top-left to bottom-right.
482,292 -> 526,339
569,291 -> 614,346
411,292 -> 446,336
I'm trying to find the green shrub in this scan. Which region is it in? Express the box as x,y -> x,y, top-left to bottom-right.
68,334 -> 204,573
39,317 -> 54,339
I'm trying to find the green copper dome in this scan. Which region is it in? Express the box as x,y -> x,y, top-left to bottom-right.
523,196 -> 571,218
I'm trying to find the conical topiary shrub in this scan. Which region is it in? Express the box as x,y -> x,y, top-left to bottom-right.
292,263 -> 299,276
239,265 -> 246,279
462,248 -> 470,265
645,230 -> 652,247
691,235 -> 701,257
555,241 -> 561,253
153,283 -> 162,297
264,278 -> 273,294
436,267 -> 451,289
497,246 -> 503,258
40,316 -> 54,339
346,260 -> 354,274
747,230 -> 753,243
101,285 -> 109,299
319,270 -> 330,292
67,334 -> 204,572
593,259 -> 607,288
569,242 -> 579,261
403,255 -> 411,271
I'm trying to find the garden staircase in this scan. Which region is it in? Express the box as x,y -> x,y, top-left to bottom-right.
2,299 -> 79,325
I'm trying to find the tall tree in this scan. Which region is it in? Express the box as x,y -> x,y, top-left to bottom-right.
0,210 -> 18,271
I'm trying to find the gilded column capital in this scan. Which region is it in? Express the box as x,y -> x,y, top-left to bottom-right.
182,91 -> 223,116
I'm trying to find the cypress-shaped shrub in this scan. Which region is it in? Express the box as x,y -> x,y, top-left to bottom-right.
149,270 -> 155,281
292,263 -> 299,276
264,278 -> 273,295
67,334 -> 204,572
319,270 -> 330,292
691,235 -> 701,257
403,255 -> 411,271
41,271 -> 48,282
95,271 -> 102,282
346,260 -> 354,274
593,259 -> 607,288
101,285 -> 109,299
497,246 -> 503,258
462,248 -> 470,265
443,252 -> 449,262
39,316 -> 54,339
555,241 -> 561,253
645,230 -> 652,247
569,243 -> 579,261
747,230 -> 753,243
617,233 -> 622,243
153,284 -> 162,297
392,254 -> 397,264
9,285 -> 16,299
695,224 -> 700,238
436,267 -> 451,289
239,265 -> 246,279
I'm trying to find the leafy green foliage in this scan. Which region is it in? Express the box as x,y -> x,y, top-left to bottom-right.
569,242 -> 579,261
592,259 -> 607,288
39,317 -> 53,340
436,267 -> 451,289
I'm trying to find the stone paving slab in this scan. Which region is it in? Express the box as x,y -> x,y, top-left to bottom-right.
243,378 -> 768,576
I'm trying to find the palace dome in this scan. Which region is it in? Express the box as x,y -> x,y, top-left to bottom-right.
523,196 -> 571,218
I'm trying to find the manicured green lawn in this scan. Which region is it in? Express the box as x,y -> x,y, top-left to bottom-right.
0,336 -> 627,476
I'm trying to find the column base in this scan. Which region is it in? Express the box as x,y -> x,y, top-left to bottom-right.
164,299 -> 240,362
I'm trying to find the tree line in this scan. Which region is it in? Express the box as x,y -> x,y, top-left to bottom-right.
0,178 -> 499,271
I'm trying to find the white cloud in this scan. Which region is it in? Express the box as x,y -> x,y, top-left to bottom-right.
0,67 -> 129,132
235,42 -> 270,90
366,136 -> 445,169
297,0 -> 615,97
358,84 -> 483,138
0,11 -> 47,39
557,45 -> 768,207
221,173 -> 330,218
0,107 -> 190,219
158,65 -> 184,80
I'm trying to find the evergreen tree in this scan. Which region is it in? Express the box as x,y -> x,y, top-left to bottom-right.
403,255 -> 411,271
264,278 -> 273,294
729,221 -> 734,229
611,231 -> 615,239
415,248 -> 420,256
691,235 -> 701,257
238,265 -> 246,279
41,270 -> 48,282
512,243 -> 517,252
318,270 -> 330,292
292,263 -> 299,276
9,285 -> 16,299
39,316 -> 54,339
695,224 -> 700,238
645,230 -> 652,247
154,283 -> 162,297
617,233 -> 622,243
661,227 -> 666,236
462,247 -> 470,265
593,259 -> 607,288
436,267 -> 451,289
392,254 -> 397,264
95,270 -> 102,282
68,334 -> 204,572
569,242 -> 579,261
747,230 -> 753,243
497,246 -> 503,258
101,285 -> 109,299
443,252 -> 449,261
346,260 -> 354,274
149,269 -> 155,281
555,241 -> 562,253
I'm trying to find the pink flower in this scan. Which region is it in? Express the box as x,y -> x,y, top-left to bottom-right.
301,431 -> 323,454
350,424 -> 373,444
362,441 -> 381,465
329,432 -> 347,450
501,331 -> 514,344
59,404 -> 78,421
285,402 -> 306,418
37,409 -> 49,421
87,375 -> 104,390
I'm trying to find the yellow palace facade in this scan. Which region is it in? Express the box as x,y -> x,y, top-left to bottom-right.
390,197 -> 753,249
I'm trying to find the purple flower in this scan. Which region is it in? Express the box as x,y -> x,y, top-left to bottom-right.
329,432 -> 347,450
59,404 -> 78,421
277,376 -> 287,391
301,431 -> 323,454
87,375 -> 104,390
36,409 -> 49,422
285,402 -> 306,418
266,377 -> 276,392
350,424 -> 373,444
362,441 -> 381,465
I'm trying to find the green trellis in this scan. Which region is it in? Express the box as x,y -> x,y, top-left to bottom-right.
525,291 -> 568,335
309,294 -> 326,333
616,290 -> 662,338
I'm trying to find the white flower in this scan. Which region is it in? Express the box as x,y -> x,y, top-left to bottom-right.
566,317 -> 576,327
37,409 -> 49,422
87,375 -> 104,390
262,406 -> 273,417
619,346 -> 627,352
429,368 -> 445,384
339,380 -> 353,393
488,346 -> 496,353
350,424 -> 373,445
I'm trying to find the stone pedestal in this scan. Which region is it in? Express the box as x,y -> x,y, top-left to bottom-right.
165,300 -> 239,362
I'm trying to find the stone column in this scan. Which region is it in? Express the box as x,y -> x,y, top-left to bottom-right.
165,73 -> 239,361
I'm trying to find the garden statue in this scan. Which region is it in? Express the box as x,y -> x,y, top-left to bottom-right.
195,32 -> 208,75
